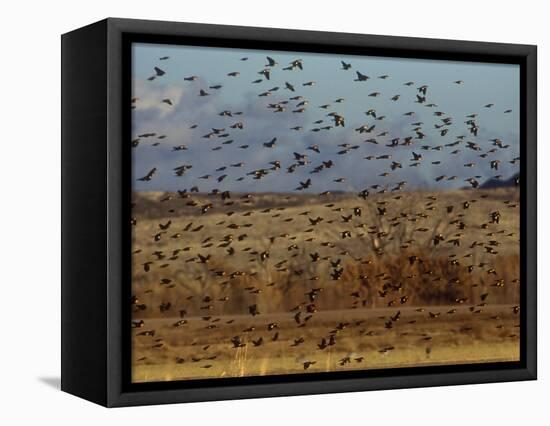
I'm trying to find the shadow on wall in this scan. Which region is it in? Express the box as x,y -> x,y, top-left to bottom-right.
38,377 -> 61,390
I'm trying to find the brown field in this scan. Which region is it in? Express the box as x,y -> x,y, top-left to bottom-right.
131,188 -> 520,382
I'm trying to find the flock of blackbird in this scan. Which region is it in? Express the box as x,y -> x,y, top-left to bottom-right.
131,50 -> 520,377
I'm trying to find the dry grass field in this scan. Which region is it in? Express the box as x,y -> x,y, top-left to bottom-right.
131,187 -> 520,382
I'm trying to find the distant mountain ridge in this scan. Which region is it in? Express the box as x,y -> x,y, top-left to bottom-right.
480,173 -> 519,189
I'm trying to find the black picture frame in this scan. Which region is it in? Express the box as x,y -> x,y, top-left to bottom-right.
61,17 -> 537,407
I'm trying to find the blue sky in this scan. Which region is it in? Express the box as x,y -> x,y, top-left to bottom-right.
131,42 -> 519,193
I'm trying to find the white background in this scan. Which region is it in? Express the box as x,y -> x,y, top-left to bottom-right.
0,1 -> 545,424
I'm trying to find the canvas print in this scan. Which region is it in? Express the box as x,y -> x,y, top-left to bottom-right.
130,43 -> 520,383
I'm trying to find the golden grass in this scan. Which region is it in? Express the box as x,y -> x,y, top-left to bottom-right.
130,188 -> 520,382
132,306 -> 520,382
